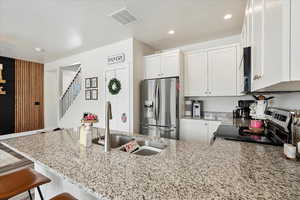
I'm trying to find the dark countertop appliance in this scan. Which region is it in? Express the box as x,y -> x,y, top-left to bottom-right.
242,47 -> 251,93
214,107 -> 298,146
233,100 -> 255,120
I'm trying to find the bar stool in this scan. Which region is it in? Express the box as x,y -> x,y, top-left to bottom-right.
0,168 -> 51,200
50,193 -> 78,200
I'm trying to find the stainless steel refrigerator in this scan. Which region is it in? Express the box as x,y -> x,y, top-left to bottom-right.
140,77 -> 179,140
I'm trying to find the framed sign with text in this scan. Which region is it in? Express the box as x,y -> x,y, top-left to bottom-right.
107,53 -> 125,65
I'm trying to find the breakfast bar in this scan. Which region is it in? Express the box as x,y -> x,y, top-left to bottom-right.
1,129 -> 300,200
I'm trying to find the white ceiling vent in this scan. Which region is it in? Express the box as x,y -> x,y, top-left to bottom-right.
110,8 -> 137,25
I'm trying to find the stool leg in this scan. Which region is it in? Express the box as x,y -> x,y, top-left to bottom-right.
37,186 -> 44,200
28,190 -> 33,200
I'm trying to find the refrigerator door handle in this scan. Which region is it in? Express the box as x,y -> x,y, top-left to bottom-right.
154,82 -> 158,121
157,84 -> 161,121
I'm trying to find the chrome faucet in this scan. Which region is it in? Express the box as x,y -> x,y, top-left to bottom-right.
105,101 -> 112,152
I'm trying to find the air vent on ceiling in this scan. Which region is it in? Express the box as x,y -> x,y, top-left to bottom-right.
110,8 -> 137,25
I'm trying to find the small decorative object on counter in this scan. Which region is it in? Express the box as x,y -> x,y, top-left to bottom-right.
250,120 -> 264,129
184,100 -> 192,117
192,100 -> 203,118
80,113 -> 99,147
81,112 -> 98,123
284,143 -> 297,160
123,140 -> 140,153
80,125 -> 92,147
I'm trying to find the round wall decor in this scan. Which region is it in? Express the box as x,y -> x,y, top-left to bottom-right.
108,78 -> 121,95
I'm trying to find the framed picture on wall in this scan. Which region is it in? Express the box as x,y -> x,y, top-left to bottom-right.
85,78 -> 91,89
91,89 -> 98,100
91,77 -> 98,88
85,90 -> 91,100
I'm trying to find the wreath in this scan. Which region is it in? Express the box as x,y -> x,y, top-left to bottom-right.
108,78 -> 121,95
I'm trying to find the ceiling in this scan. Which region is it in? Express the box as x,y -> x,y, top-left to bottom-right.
0,0 -> 246,63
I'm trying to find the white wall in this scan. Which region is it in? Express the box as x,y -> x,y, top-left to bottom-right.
131,40 -> 155,132
44,70 -> 59,128
44,39 -> 133,129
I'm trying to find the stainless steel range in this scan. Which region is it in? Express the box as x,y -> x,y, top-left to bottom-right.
214,107 -> 300,146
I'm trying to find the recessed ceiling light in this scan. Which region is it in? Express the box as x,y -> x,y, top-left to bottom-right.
168,30 -> 175,35
34,47 -> 44,52
224,14 -> 233,20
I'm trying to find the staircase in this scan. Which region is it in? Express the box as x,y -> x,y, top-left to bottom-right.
60,67 -> 82,119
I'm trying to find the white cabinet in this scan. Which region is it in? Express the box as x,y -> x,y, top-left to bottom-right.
251,0 -> 290,91
291,0 -> 300,80
241,0 -> 253,48
180,119 -> 208,143
208,46 -> 237,96
251,0 -> 264,90
184,45 -> 238,97
144,55 -> 161,79
184,51 -> 207,96
144,50 -> 181,79
208,121 -> 221,142
242,0 -> 298,91
161,52 -> 180,77
180,119 -> 221,144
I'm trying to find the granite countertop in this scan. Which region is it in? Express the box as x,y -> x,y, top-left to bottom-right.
2,129 -> 300,200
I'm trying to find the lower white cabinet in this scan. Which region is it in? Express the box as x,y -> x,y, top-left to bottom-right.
180,119 -> 221,144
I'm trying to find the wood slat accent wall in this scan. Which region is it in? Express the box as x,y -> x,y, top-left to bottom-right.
15,59 -> 44,133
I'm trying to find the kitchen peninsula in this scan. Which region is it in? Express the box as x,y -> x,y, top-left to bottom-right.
1,129 -> 300,200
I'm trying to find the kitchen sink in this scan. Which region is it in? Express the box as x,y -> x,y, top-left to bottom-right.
136,140 -> 167,150
129,140 -> 167,156
93,134 -> 167,156
132,146 -> 163,156
93,134 -> 134,148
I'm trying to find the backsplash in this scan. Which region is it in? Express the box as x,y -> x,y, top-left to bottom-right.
185,92 -> 300,112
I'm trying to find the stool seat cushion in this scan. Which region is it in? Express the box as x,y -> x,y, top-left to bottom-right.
0,168 -> 51,200
50,193 -> 78,200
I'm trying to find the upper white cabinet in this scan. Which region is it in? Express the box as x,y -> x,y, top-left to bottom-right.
208,46 -> 237,96
251,0 -> 290,91
291,0 -> 300,80
243,0 -> 300,91
184,51 -> 207,96
241,0 -> 253,48
161,52 -> 180,77
184,45 -> 238,97
144,55 -> 161,79
144,50 -> 182,79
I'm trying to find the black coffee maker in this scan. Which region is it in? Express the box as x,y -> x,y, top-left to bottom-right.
233,100 -> 255,119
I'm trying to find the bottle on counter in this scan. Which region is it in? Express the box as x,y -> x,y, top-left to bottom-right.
80,124 -> 92,147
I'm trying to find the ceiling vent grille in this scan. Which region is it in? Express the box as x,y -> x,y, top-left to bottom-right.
110,8 -> 137,25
